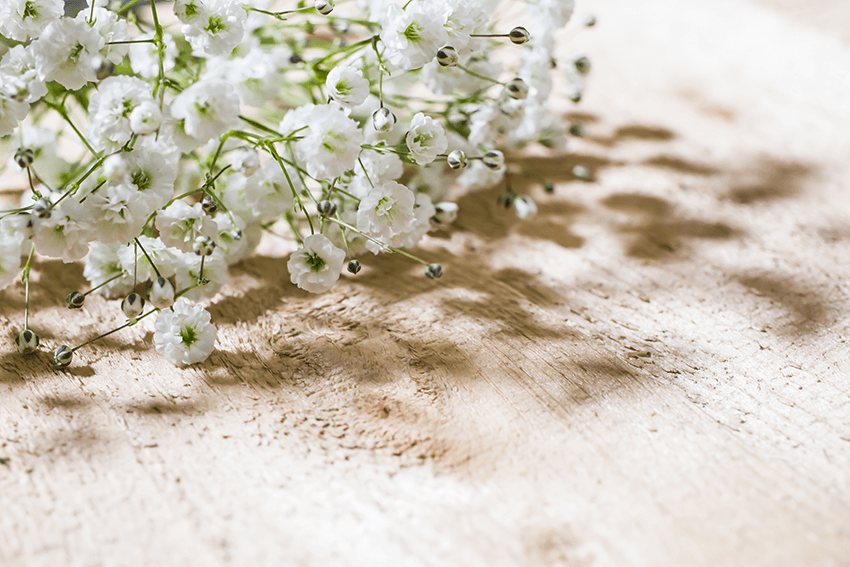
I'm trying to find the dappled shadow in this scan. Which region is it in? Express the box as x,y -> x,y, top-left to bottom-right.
726,159 -> 810,204
736,272 -> 833,333
587,124 -> 676,148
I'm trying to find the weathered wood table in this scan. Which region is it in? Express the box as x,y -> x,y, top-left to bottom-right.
2,0 -> 849,565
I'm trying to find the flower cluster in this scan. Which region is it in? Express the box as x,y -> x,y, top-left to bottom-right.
0,0 -> 593,367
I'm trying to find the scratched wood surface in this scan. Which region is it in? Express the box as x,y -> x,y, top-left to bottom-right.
2,0 -> 850,565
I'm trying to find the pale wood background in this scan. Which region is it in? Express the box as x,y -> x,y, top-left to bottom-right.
2,0 -> 850,565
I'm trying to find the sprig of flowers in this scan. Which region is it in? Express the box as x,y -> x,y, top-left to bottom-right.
0,0 -> 594,367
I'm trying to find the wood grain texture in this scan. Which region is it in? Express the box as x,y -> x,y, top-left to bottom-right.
2,0 -> 850,565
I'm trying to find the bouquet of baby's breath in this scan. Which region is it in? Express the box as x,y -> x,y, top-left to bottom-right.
0,0 -> 592,367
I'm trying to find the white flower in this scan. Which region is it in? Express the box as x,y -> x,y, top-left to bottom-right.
436,0 -> 488,50
0,45 -> 47,104
175,249 -> 228,301
356,180 -> 416,245
392,192 -> 436,249
243,160 -> 298,222
153,298 -> 217,366
88,76 -> 156,151
0,91 -> 29,137
129,32 -> 177,79
78,6 -> 130,66
81,181 -> 148,244
211,212 -> 252,265
513,195 -> 537,219
326,65 -> 369,108
117,235 -> 180,281
287,233 -> 346,294
231,147 -> 260,176
0,212 -> 34,257
0,237 -> 22,292
155,200 -> 218,253
169,79 -> 241,152
406,113 -> 448,165
83,242 -> 134,298
32,18 -> 105,91
130,101 -> 162,135
31,197 -> 92,262
380,2 -> 448,71
114,149 -> 176,213
279,104 -> 363,180
179,0 -> 246,57
0,0 -> 62,42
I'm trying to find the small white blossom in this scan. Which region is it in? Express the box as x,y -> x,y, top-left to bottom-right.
406,112 -> 448,165
130,101 -> 162,135
243,160 -> 298,222
0,237 -> 22,292
380,2 -> 448,71
155,200 -> 218,253
83,242 -> 134,298
175,249 -> 228,301
0,45 -> 47,104
169,79 -> 241,152
0,0 -> 62,42
326,65 -> 369,108
117,235 -> 180,282
356,180 -> 416,246
153,298 -> 217,366
178,0 -> 246,57
231,147 -> 260,176
78,6 -> 130,66
32,18 -> 105,91
88,76 -> 156,151
279,104 -> 364,180
287,233 -> 346,294
0,90 -> 29,137
31,197 -> 92,262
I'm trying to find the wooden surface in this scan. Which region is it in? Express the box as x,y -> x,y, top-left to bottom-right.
2,0 -> 850,565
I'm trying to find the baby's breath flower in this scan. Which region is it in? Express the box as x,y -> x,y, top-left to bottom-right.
154,298 -> 217,366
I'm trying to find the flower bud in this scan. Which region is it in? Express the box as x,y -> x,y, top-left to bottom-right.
585,15 -> 597,27
231,147 -> 260,176
446,150 -> 467,170
373,107 -> 397,133
573,54 -> 591,75
14,147 -> 34,169
317,200 -> 337,218
121,293 -> 145,319
201,194 -> 218,214
509,26 -> 530,45
15,329 -> 39,355
347,260 -> 361,275
543,181 -> 555,194
230,228 -> 243,241
482,150 -> 505,170
568,123 -> 585,137
436,46 -> 459,67
513,195 -> 537,219
505,77 -> 529,100
53,345 -> 73,367
315,0 -> 334,15
130,101 -> 162,135
33,198 -> 51,219
568,90 -> 582,103
66,291 -> 85,309
498,189 -> 516,208
425,264 -> 443,279
149,277 -> 175,309
573,165 -> 590,181
433,202 -> 458,225
193,235 -> 216,256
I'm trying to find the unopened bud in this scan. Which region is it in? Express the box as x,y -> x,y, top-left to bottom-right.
149,277 -> 175,309
201,194 -> 218,214
498,189 -> 516,208
573,164 -> 590,181
193,235 -> 216,256
482,150 -> 505,170
33,198 -> 51,219
509,26 -> 530,45
447,150 -> 468,170
433,202 -> 458,225
317,200 -> 337,218
425,264 -> 443,279
513,195 -> 537,219
568,123 -> 585,137
436,46 -> 459,67
347,260 -> 361,274
15,329 -> 39,355
505,77 -> 529,100
121,293 -> 145,319
315,0 -> 334,15
573,54 -> 591,75
14,148 -> 34,169
53,345 -> 73,367
373,107 -> 397,133
66,291 -> 85,309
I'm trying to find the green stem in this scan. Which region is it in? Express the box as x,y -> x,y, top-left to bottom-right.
71,308 -> 158,352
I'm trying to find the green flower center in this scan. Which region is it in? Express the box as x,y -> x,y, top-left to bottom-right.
180,324 -> 198,347
206,15 -> 227,35
131,170 -> 151,191
306,252 -> 326,272
403,22 -> 421,42
22,1 -> 38,20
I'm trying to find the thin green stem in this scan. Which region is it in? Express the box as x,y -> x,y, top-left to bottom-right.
457,64 -> 504,86
71,308 -> 158,352
134,237 -> 162,279
21,245 -> 34,329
